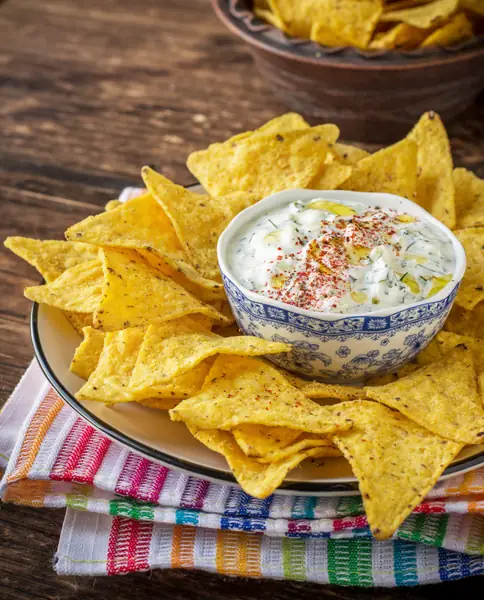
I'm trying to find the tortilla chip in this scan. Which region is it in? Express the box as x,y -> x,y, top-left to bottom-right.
66,193 -> 221,291
138,398 -> 181,410
130,328 -> 290,389
341,138 -> 418,199
233,424 -> 302,457
280,371 -> 366,400
454,168 -> 484,229
316,0 -> 383,48
332,144 -> 370,165
24,259 -> 103,313
407,111 -> 455,227
255,7 -> 288,30
188,425 -> 333,499
310,22 -> 348,46
255,435 -> 341,463
70,327 -> 105,380
4,237 -> 99,283
247,113 -> 310,137
461,0 -> 484,16
142,168 -> 231,281
369,23 -> 428,49
381,0 -> 459,28
140,362 -> 212,400
417,330 -> 484,369
310,163 -> 353,190
105,199 -> 122,211
77,327 -> 145,403
365,345 -> 484,444
420,12 -> 473,47
187,125 -> 339,199
269,0 -> 331,38
444,302 -> 484,338
170,355 -> 354,434
453,227 -> 484,310
64,311 -> 93,335
94,249 -> 229,331
332,400 -> 462,540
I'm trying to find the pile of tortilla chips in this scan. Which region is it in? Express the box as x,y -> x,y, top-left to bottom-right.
6,110 -> 484,541
254,0 -> 484,50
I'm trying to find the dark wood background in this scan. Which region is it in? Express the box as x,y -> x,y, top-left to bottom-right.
1,0 -> 483,598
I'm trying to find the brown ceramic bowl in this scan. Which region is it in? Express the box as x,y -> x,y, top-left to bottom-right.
212,0 -> 484,144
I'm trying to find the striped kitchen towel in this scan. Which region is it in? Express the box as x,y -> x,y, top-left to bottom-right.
0,360 -> 483,585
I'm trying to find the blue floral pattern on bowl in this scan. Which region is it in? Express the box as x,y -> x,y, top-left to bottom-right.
222,273 -> 459,381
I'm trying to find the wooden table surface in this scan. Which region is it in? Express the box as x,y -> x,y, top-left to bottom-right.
1,0 -> 484,598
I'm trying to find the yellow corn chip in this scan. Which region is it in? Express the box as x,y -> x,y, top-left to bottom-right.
140,362 -> 212,401
454,168 -> 484,228
66,193 -> 221,291
94,249 -> 229,331
454,227 -> 484,310
4,237 -> 99,283
77,327 -> 145,403
310,22 -> 347,46
142,168 -> 231,281
316,0 -> 383,48
310,163 -> 353,190
255,7 -> 288,30
269,0 -> 330,38
138,398 -> 181,410
70,327 -> 105,380
105,199 -> 121,211
130,328 -> 290,389
24,259 -> 103,313
407,111 -> 455,227
281,370 -> 366,400
341,138 -> 418,199
64,312 -> 93,335
188,425 -> 333,499
332,144 -> 370,165
332,400 -> 462,540
187,125 -> 339,199
421,12 -> 473,47
383,0 -> 435,11
369,23 -> 428,49
170,355 -> 354,434
365,345 -> 484,444
233,424 -> 302,457
444,302 -> 484,338
381,0 -> 459,28
417,330 -> 484,369
255,435 -> 341,463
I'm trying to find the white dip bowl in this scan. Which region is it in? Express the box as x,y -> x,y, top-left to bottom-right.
217,189 -> 466,382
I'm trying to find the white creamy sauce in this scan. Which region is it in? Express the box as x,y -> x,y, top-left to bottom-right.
228,197 -> 456,314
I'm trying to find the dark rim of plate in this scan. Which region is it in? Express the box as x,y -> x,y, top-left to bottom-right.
215,0 -> 484,67
29,184 -> 484,496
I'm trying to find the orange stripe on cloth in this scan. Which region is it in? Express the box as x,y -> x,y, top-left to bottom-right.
7,389 -> 64,483
171,525 -> 197,569
3,479 -> 52,506
216,529 -> 262,578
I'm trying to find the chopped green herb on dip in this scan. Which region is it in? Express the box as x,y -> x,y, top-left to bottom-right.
228,198 -> 456,314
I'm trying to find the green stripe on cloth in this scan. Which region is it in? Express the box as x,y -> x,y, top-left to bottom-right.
466,515 -> 484,555
398,514 -> 448,547
109,497 -> 155,521
66,493 -> 89,511
282,538 -> 306,581
328,538 -> 374,586
336,496 -> 363,517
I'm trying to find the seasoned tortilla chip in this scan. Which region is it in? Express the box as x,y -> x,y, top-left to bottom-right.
365,345 -> 484,444
454,227 -> 484,310
280,370 -> 366,400
130,328 -> 290,389
170,355 -> 354,434
255,435 -> 341,463
454,168 -> 484,229
4,237 -> 99,283
341,138 -> 418,199
142,168 -> 231,281
77,327 -> 145,403
232,424 -> 302,457
138,398 -> 181,410
66,193 -> 221,291
332,401 -> 463,540
24,259 -> 103,313
407,111 -> 455,228
444,302 -> 484,338
94,249 -> 229,331
64,312 -> 93,335
380,0 -> 459,28
255,7 -> 288,30
420,12 -> 473,47
332,143 -> 370,166
70,327 -> 105,380
369,23 -> 427,49
187,125 -> 339,199
310,163 -> 353,190
310,22 -> 348,46
188,425 -> 333,499
105,199 -> 122,211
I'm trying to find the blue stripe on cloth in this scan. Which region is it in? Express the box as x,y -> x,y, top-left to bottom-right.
220,516 -> 266,533
394,540 -> 419,586
224,489 -> 273,518
291,496 -> 317,519
175,508 -> 199,526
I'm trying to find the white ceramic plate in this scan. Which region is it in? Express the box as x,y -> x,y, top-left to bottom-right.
30,185 -> 484,496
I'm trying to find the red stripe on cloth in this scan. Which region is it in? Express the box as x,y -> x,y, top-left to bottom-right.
114,454 -> 169,501
135,461 -> 169,503
107,516 -> 153,575
50,419 -> 95,481
414,502 -> 446,514
333,515 -> 368,531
